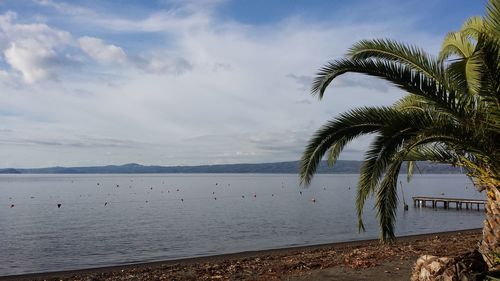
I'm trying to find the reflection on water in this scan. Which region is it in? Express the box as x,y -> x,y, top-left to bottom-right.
0,174 -> 484,276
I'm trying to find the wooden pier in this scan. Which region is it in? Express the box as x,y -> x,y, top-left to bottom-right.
412,196 -> 486,210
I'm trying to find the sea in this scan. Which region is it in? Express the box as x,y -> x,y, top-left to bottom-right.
0,173 -> 485,276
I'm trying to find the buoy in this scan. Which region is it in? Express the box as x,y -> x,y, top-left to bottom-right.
57,203 -> 62,208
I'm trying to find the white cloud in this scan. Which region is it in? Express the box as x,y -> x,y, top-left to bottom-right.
0,10 -> 194,84
78,36 -> 127,65
4,43 -> 58,83
0,12 -> 72,83
132,52 -> 191,74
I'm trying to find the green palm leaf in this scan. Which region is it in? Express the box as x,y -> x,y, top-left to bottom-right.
460,16 -> 484,39
485,0 -> 500,38
311,59 -> 462,115
439,31 -> 476,61
347,39 -> 442,80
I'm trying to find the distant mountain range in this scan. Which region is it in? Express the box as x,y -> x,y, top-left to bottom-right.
0,160 -> 463,174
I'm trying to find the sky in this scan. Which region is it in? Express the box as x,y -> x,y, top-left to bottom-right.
0,0 -> 487,168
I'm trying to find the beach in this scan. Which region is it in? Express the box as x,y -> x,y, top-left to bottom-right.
0,229 -> 481,281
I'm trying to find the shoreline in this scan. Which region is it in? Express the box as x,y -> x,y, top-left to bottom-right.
0,228 -> 482,281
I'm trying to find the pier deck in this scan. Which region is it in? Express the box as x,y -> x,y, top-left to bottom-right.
412,196 -> 486,210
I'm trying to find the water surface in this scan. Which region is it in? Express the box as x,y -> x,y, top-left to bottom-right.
0,174 -> 484,276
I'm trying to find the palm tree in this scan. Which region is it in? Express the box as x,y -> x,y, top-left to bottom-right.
300,0 -> 500,271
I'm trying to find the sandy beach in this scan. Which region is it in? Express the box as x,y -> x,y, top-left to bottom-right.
0,229 -> 481,281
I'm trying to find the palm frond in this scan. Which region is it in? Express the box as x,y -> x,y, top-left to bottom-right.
374,130 -> 471,241
446,54 -> 483,95
353,108 -> 468,233
404,143 -> 459,163
356,132 -> 406,232
439,31 -> 476,61
347,39 -> 443,80
376,160 -> 402,241
485,0 -> 500,38
476,34 -> 500,100
393,94 -> 467,121
327,136 -> 349,167
460,16 -> 484,39
393,94 -> 428,112
300,107 -> 402,185
311,59 -> 461,117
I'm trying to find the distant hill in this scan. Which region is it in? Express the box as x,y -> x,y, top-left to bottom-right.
0,160 -> 462,174
0,168 -> 21,174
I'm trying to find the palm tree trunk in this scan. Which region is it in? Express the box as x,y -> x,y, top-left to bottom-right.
479,186 -> 500,271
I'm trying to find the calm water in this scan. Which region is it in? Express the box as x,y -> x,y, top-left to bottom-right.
0,174 -> 485,276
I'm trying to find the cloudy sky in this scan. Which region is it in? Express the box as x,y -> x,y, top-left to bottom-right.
0,0 -> 485,168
